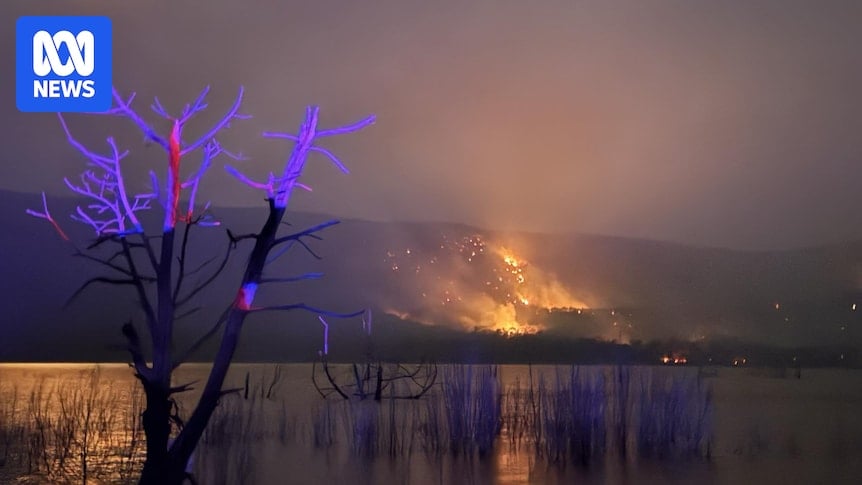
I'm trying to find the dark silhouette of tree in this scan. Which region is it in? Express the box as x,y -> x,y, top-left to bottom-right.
28,86 -> 374,484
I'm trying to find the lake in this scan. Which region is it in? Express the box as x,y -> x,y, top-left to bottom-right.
1,363 -> 861,484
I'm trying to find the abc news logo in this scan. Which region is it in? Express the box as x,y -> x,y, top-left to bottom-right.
33,30 -> 96,98
16,16 -> 112,112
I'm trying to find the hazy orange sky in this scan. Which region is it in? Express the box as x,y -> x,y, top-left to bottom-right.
3,0 -> 862,249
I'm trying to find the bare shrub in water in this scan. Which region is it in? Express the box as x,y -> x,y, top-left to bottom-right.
0,381 -> 23,470
6,369 -> 145,483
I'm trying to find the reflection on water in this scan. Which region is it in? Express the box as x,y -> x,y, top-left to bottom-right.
2,364 -> 862,484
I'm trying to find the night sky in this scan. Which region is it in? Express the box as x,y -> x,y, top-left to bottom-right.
3,1 -> 862,250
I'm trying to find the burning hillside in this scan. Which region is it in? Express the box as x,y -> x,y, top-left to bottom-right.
382,233 -> 592,335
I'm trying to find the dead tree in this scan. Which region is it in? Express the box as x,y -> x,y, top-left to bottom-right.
312,318 -> 436,401
313,360 -> 438,401
28,86 -> 374,484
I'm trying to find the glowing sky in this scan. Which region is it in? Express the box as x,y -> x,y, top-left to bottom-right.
3,0 -> 862,249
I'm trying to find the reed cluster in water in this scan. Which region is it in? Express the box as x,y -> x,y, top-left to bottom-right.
0,364 -> 713,484
306,364 -> 713,465
0,368 -> 144,484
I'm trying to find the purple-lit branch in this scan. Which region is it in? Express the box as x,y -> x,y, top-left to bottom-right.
180,87 -> 250,156
178,86 -> 211,124
57,114 -> 118,172
315,115 -> 376,138
309,146 -> 349,173
362,308 -> 373,335
318,310 -> 372,356
181,140 -> 244,223
66,87 -> 251,234
148,171 -> 162,209
150,86 -> 212,125
150,96 -> 170,120
25,192 -> 69,240
47,113 -> 153,235
229,107 -> 375,208
224,165 -> 271,191
194,203 -> 222,228
109,86 -> 248,156
105,89 -> 168,149
151,86 -> 211,131
319,316 -> 329,355
64,174 -> 123,230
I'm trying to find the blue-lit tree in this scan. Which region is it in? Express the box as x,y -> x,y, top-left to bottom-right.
28,87 -> 374,484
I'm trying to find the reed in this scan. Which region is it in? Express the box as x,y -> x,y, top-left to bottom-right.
0,368 -> 145,483
534,366 -> 607,465
1,364 -> 715,482
440,365 -> 502,457
635,367 -> 713,459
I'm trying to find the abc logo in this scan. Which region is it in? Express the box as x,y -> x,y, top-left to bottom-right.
16,16 -> 112,112
32,30 -> 96,98
33,30 -> 95,77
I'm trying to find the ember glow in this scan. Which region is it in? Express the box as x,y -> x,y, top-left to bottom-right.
383,233 -> 591,335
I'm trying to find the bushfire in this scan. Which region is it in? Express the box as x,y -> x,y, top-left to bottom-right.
384,233 -> 590,336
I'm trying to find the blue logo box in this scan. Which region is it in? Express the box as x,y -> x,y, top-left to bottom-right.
16,16 -> 112,112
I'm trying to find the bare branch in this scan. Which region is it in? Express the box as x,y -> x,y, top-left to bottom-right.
174,308 -> 230,368
178,86 -> 211,124
362,308 -> 373,335
169,380 -> 199,395
121,239 -> 159,335
294,238 -> 323,260
314,114 -> 376,138
226,229 -> 258,245
57,113 -> 117,171
271,220 -> 339,247
246,304 -> 365,319
219,388 -> 244,398
317,316 -> 332,355
182,141 -> 242,223
181,86 -> 250,156
26,191 -> 69,241
175,232 -> 244,307
150,96 -> 170,119
57,114 -> 150,235
136,233 -> 161,274
104,88 -> 169,149
107,136 -> 144,232
314,359 -> 349,400
172,222 -> 194,302
185,254 -> 219,277
175,306 -> 202,321
73,250 -> 156,281
65,276 -> 141,307
309,145 -> 350,173
224,165 -> 271,192
236,109 -> 374,208
259,273 -> 324,284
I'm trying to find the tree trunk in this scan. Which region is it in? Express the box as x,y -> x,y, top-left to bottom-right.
138,382 -> 183,484
164,203 -> 287,474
